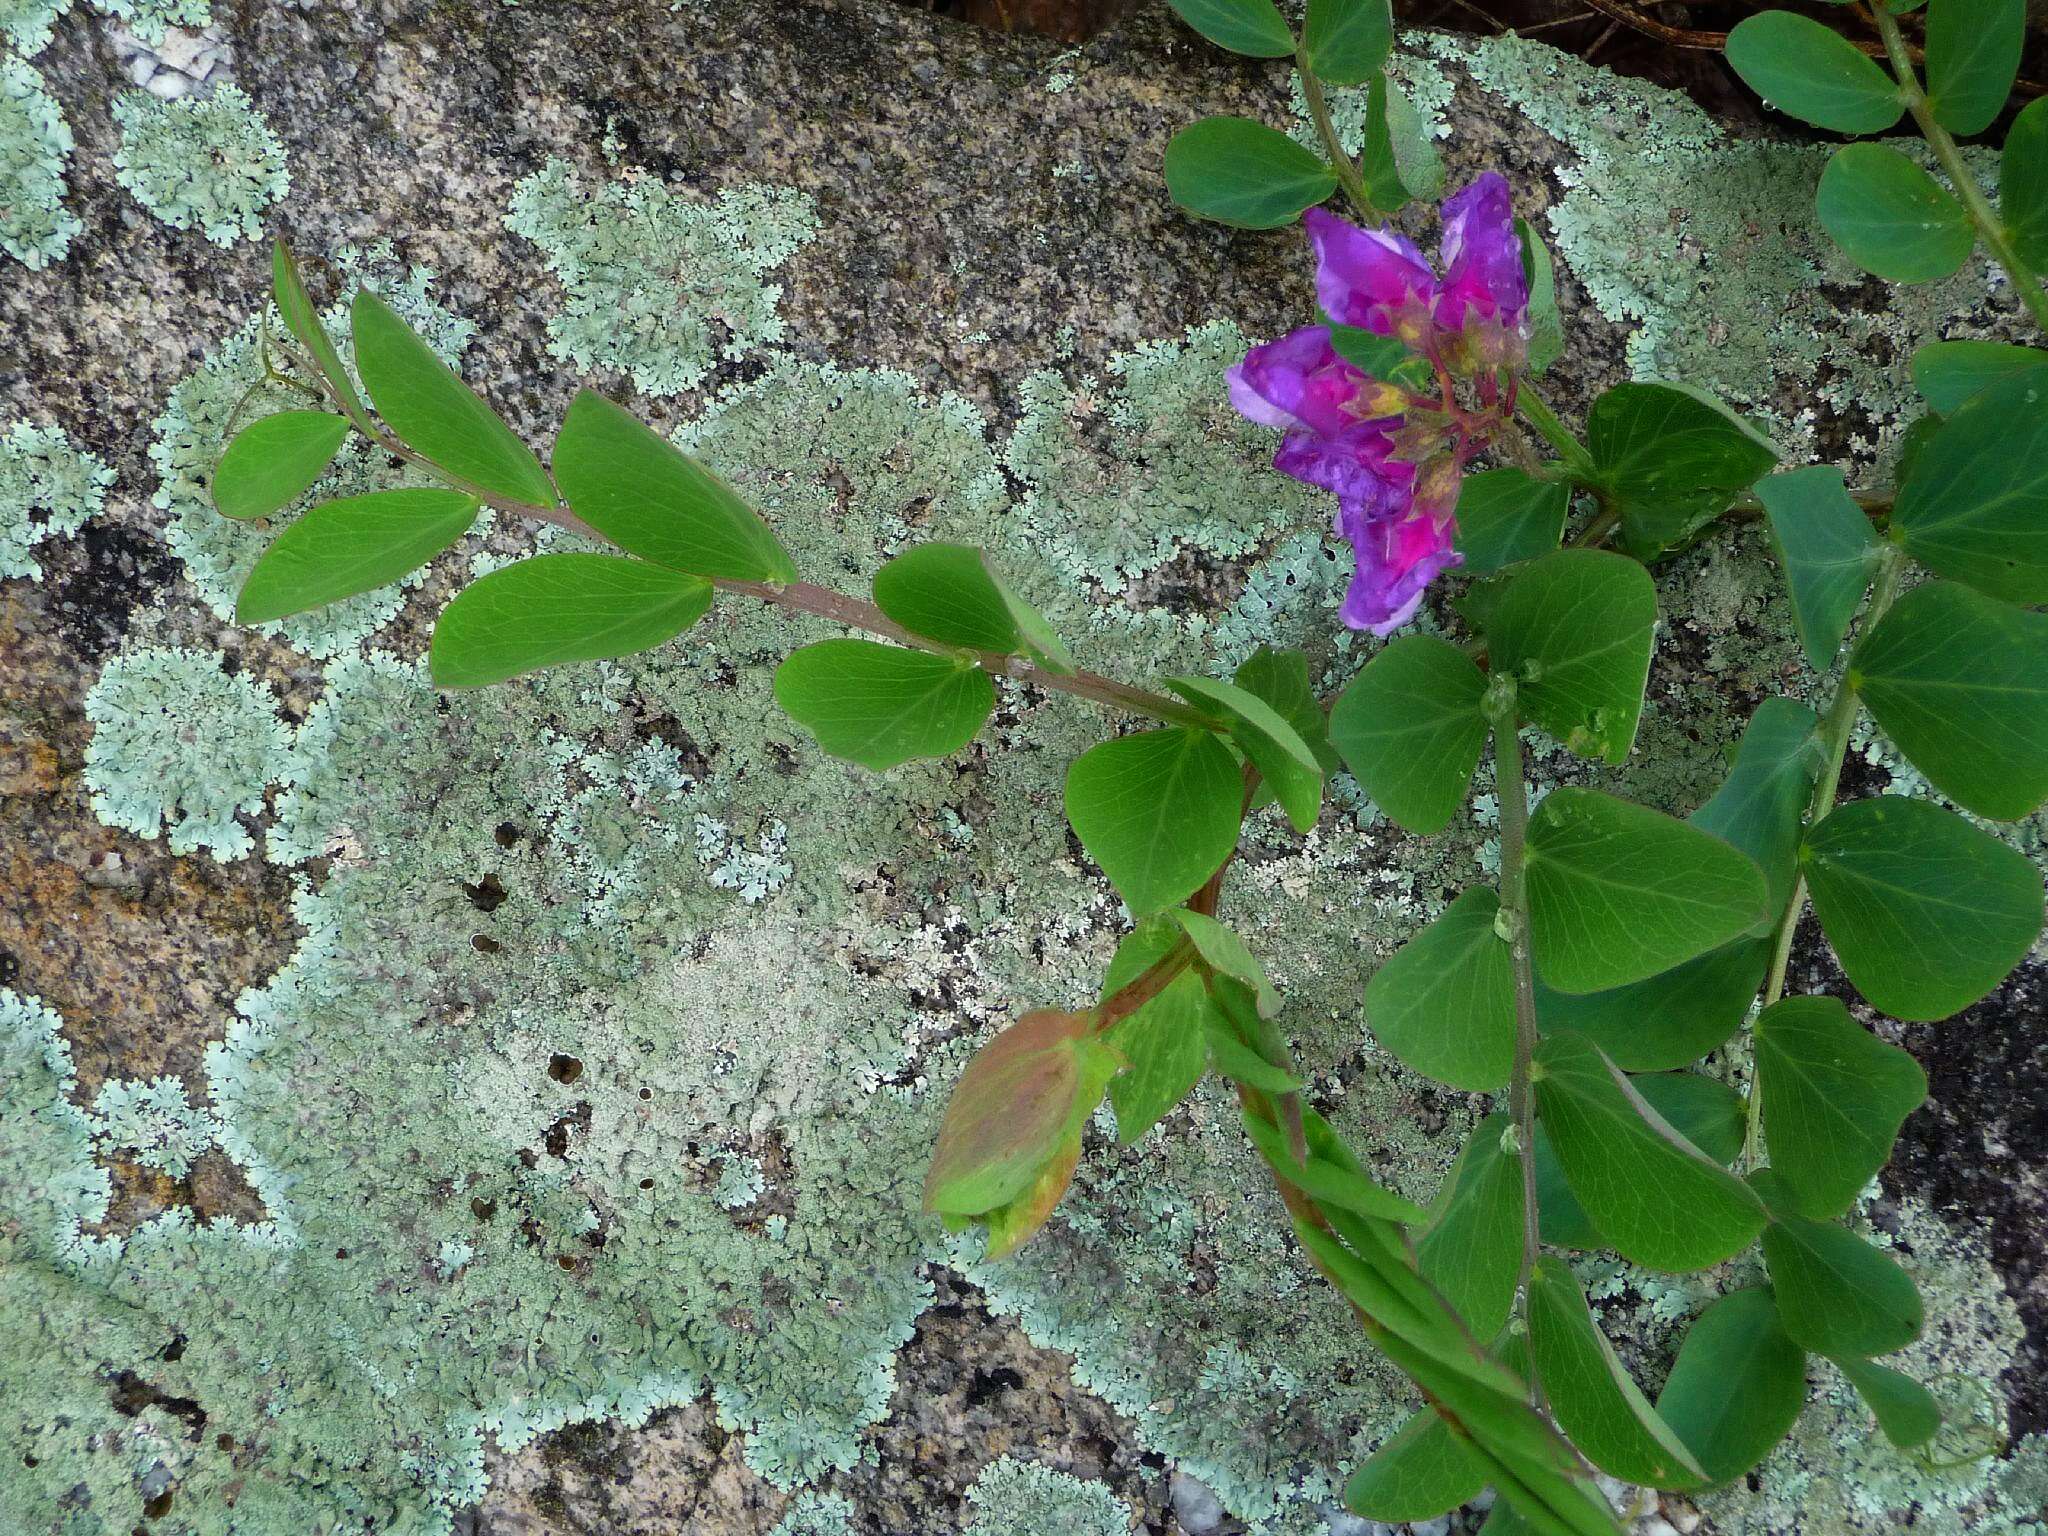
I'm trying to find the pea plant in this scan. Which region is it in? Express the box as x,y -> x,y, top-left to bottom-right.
208,0 -> 2046,1526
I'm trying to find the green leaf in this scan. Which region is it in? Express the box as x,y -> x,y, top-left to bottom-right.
1924,0 -> 2022,136
1453,467 -> 1568,574
773,640 -> 994,772
271,240 -> 364,423
1723,12 -> 1906,133
1358,74 -> 1443,209
1655,1288 -> 1808,1484
1164,0 -> 1295,56
1344,1409 -> 1485,1523
1816,144 -> 1973,284
1365,887 -> 1515,1091
1532,1030 -> 1767,1272
1533,1123 -> 1601,1250
1168,674 -> 1323,833
1755,466 -> 1884,670
1105,968 -> 1212,1142
1517,218 -> 1565,375
551,389 -> 796,584
212,411 -> 351,521
1171,909 -> 1279,1018
1102,915 -> 1184,997
1802,796 -> 2044,1021
1759,1204 -> 1923,1358
1909,339 -> 2048,414
1689,697 -> 1826,918
1535,939 -> 1770,1073
870,542 -> 1073,673
2002,96 -> 2048,267
1526,789 -> 1770,994
1234,646 -> 1340,774
235,488 -> 479,624
1754,995 -> 1928,1220
1527,1256 -> 1707,1488
1303,0 -> 1390,85
1833,1357 -> 1942,1448
1634,1070 -> 1747,1164
430,554 -> 713,688
1487,550 -> 1657,765
1893,367 -> 2048,603
1164,116 -> 1339,229
349,290 -> 556,508
1585,382 -> 1779,555
923,1008 -> 1119,1220
1203,1025 -> 1300,1093
1417,1112 -> 1524,1338
1328,634 -> 1488,833
1241,1110 -> 1431,1224
1064,727 -> 1244,915
1853,581 -> 2048,820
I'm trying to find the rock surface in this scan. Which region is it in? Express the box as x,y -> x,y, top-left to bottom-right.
1,3 -> 2043,1535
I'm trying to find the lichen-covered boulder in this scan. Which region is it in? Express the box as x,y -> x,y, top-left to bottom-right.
1,2 -> 2042,1534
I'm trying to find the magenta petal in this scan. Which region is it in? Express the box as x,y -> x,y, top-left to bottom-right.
1276,425 -> 1412,508
1305,206 -> 1435,336
1336,501 -> 1462,635
1228,325 -> 1382,439
1434,172 -> 1527,332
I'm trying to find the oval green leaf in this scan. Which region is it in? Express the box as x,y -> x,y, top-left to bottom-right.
1754,994 -> 1928,1220
1689,696 -> 1826,919
1755,466 -> 1884,670
1892,366 -> 2048,603
1487,550 -> 1657,765
1535,939 -> 1770,1073
2002,95 -> 2048,267
1816,143 -> 1973,284
1105,969 -> 1212,1143
1853,581 -> 2048,820
1834,1357 -> 1943,1448
1417,1112 -> 1524,1338
1586,382 -> 1779,556
552,389 -> 797,584
1925,0 -> 2022,136
272,240 -> 364,423
211,411 -> 350,521
1802,796 -> 2044,1021
1908,339 -> 2048,414
350,290 -> 556,507
429,553 -> 713,688
1164,116 -> 1340,230
1532,1030 -> 1767,1272
1760,1205 -> 1923,1358
1344,1409 -> 1485,1523
1063,727 -> 1244,916
1164,0 -> 1295,56
235,488 -> 479,624
1526,788 -> 1770,994
871,541 -> 1073,673
1724,12 -> 1906,133
1365,887 -> 1516,1091
1168,674 -> 1323,833
1452,467 -> 1569,574
1329,633 -> 1489,833
1304,0 -> 1391,85
1655,1288 -> 1808,1484
774,640 -> 993,772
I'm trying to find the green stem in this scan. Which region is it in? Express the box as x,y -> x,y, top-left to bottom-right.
1488,685 -> 1545,1404
1514,382 -> 1596,477
1869,3 -> 2048,334
1741,545 -> 1906,1167
1297,49 -> 1378,220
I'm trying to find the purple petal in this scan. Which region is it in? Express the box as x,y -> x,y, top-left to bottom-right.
1336,498 -> 1462,636
1228,325 -> 1386,439
1434,172 -> 1528,333
1275,423 -> 1413,508
1305,207 -> 1435,338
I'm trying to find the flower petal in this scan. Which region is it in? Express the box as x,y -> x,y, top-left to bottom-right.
1434,172 -> 1528,333
1228,325 -> 1392,439
1337,496 -> 1462,635
1275,422 -> 1413,507
1306,206 -> 1435,338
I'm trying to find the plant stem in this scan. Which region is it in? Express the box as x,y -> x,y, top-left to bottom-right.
1741,544 -> 1905,1167
1868,2 -> 2048,334
1297,48 -> 1378,220
1488,690 -> 1545,1404
1513,382 -> 1595,477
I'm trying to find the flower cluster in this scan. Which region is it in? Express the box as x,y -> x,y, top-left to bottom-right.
1228,174 -> 1531,634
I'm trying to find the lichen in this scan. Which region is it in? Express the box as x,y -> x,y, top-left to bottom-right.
111,83 -> 288,246
82,646 -> 288,859
89,0 -> 210,47
89,1075 -> 217,1177
961,1456 -> 1128,1536
0,418 -> 111,578
767,1489 -> 856,1536
0,0 -> 67,55
0,54 -> 78,269
504,157 -> 818,397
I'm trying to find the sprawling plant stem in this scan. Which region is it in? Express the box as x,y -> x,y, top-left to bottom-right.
1867,3 -> 2048,333
1488,686 -> 1546,1405
1297,48 -> 1379,221
1513,383 -> 1594,477
1741,544 -> 1905,1167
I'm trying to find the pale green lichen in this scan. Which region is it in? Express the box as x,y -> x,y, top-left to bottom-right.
90,0 -> 210,47
767,1489 -> 855,1536
0,0 -> 67,55
150,248 -> 477,658
0,419 -> 111,578
89,1076 -> 217,1177
111,84 -> 288,246
82,646 -> 289,859
0,55 -> 79,269
962,1457 -> 1128,1536
505,158 -> 818,397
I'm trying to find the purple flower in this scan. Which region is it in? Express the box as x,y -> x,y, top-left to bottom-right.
1434,172 -> 1528,336
1337,459 -> 1463,635
1304,207 -> 1436,341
